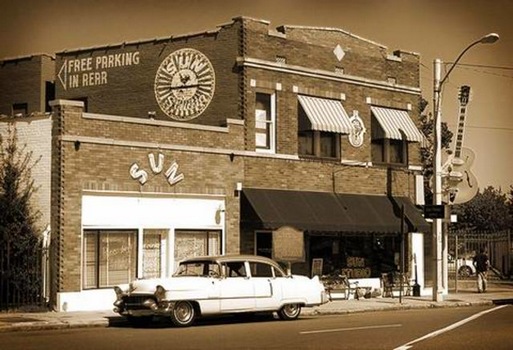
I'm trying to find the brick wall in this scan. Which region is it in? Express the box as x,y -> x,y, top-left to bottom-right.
50,100 -> 246,293
0,116 -> 52,231
55,22 -> 242,127
46,17 -> 425,298
0,55 -> 55,115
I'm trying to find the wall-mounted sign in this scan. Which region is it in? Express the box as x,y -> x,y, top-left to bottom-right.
57,51 -> 140,90
272,226 -> 305,263
154,48 -> 215,121
130,152 -> 184,186
349,110 -> 366,148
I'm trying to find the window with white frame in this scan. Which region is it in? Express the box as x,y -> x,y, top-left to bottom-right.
255,92 -> 276,153
83,229 -> 137,289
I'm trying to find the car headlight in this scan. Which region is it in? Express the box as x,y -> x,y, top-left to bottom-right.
155,285 -> 166,302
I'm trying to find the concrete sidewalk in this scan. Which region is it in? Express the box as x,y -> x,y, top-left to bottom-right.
1,284 -> 512,333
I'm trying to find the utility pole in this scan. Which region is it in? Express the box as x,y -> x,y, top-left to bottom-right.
431,33 -> 499,302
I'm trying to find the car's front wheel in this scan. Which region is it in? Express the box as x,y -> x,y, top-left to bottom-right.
278,303 -> 302,320
170,300 -> 196,327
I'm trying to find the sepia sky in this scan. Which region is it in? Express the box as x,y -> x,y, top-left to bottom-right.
1,0 -> 512,191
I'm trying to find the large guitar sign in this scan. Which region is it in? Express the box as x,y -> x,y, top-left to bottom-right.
443,85 -> 478,204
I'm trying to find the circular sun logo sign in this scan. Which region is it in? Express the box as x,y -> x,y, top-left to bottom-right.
154,48 -> 215,121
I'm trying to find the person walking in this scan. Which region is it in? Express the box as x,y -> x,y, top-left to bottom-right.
473,248 -> 489,293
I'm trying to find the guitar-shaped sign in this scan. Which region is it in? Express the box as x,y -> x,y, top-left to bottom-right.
442,85 -> 478,204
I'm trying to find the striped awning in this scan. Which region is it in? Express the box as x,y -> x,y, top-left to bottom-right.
371,106 -> 425,143
298,95 -> 353,134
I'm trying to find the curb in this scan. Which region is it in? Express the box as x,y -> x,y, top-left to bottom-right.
302,300 -> 494,316
0,299 -> 506,333
0,319 -> 111,333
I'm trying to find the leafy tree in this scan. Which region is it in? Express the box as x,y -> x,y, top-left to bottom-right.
450,186 -> 513,231
419,97 -> 453,203
0,124 -> 42,306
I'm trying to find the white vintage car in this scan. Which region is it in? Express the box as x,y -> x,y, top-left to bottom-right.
113,255 -> 328,327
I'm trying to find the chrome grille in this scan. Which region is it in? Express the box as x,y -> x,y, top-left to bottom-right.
123,295 -> 155,310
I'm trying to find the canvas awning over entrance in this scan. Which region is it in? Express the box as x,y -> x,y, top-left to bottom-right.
298,95 -> 354,134
370,106 -> 425,143
241,188 -> 429,233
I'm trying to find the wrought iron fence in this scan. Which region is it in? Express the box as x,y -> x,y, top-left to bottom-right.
448,230 -> 511,280
0,242 -> 48,311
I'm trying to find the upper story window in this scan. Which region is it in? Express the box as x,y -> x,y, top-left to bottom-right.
370,106 -> 425,166
371,132 -> 407,165
255,92 -> 276,153
298,128 -> 339,159
297,95 -> 353,160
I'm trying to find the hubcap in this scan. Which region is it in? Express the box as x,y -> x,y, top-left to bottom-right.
175,302 -> 193,322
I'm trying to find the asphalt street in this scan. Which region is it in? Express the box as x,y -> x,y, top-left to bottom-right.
1,305 -> 511,349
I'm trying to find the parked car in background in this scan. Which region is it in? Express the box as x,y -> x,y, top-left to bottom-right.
113,254 -> 328,327
448,253 -> 476,277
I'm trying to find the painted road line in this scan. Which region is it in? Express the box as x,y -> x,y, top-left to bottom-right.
394,305 -> 510,350
300,323 -> 402,335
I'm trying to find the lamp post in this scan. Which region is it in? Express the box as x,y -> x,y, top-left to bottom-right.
432,33 -> 499,302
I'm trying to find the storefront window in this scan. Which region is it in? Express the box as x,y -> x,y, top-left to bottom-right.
309,235 -> 400,278
83,229 -> 137,289
174,230 -> 221,267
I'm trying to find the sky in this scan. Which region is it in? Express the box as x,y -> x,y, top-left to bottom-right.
1,0 -> 512,192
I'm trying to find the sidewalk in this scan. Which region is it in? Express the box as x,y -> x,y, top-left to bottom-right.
1,283 -> 512,333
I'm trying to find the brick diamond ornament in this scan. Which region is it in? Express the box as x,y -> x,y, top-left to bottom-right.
333,44 -> 345,61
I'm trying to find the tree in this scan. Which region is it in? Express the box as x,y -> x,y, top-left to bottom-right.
419,97 -> 453,203
450,186 -> 513,231
0,124 -> 42,307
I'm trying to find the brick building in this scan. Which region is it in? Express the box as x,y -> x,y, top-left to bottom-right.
1,16 -> 430,311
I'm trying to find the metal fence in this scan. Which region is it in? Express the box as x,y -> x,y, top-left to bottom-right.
448,230 -> 511,280
0,242 -> 48,311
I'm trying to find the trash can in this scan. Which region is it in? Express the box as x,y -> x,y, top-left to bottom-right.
412,283 -> 421,297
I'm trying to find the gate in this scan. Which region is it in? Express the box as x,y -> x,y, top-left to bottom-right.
0,242 -> 48,311
448,230 -> 511,280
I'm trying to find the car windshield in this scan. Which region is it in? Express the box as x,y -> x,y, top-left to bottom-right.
173,261 -> 220,277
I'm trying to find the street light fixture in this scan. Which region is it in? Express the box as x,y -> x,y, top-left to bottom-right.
432,33 -> 499,302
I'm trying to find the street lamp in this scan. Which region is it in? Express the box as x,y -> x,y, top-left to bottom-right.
432,33 -> 499,302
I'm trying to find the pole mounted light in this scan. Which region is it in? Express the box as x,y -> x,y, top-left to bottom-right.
432,33 -> 499,302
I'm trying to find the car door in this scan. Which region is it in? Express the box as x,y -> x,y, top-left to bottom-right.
249,261 -> 282,310
218,261 -> 255,312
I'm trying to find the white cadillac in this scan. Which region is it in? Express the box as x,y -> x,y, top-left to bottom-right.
113,255 -> 329,327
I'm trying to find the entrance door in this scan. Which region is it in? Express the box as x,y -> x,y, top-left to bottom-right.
255,231 -> 273,258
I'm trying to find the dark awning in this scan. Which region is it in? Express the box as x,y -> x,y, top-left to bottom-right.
241,188 -> 429,234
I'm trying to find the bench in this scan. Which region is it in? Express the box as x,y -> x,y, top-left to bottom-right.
324,276 -> 381,300
381,272 -> 413,297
